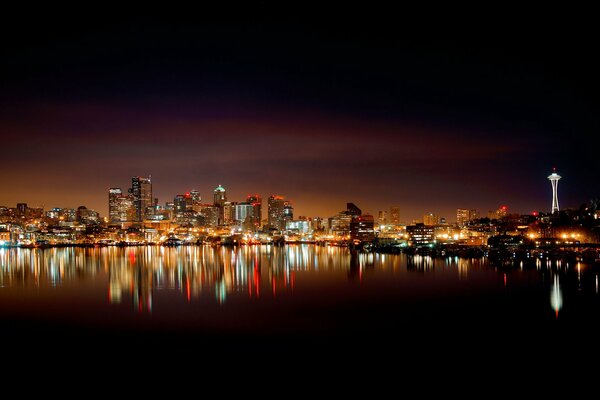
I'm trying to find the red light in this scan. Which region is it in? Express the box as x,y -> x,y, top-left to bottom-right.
532,211 -> 538,216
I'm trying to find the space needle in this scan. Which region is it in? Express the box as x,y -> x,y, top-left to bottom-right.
548,168 -> 561,214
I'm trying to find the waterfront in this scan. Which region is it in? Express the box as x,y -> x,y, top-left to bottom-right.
2,244 -> 599,340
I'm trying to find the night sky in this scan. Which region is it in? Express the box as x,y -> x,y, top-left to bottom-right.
1,9 -> 598,222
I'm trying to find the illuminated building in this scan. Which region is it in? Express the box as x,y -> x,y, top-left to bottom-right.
457,209 -> 477,227
247,194 -> 262,228
190,190 -> 201,206
213,185 -> 227,224
390,206 -> 400,225
76,206 -> 100,225
234,202 -> 253,222
378,210 -> 388,225
548,169 -> 561,214
201,205 -> 219,227
350,214 -> 375,242
407,223 -> 434,245
268,195 -> 287,230
131,176 -> 152,222
284,201 -> 293,226
174,194 -> 187,214
423,213 -> 439,226
108,188 -> 122,223
223,201 -> 236,224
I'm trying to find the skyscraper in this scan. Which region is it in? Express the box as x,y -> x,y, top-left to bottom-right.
378,210 -> 388,225
214,185 -> 227,225
423,213 -> 439,226
174,194 -> 187,214
456,209 -> 477,227
108,188 -> 122,223
268,195 -> 286,230
548,169 -> 561,214
389,206 -> 400,225
131,176 -> 152,222
190,190 -> 201,206
247,194 -> 262,228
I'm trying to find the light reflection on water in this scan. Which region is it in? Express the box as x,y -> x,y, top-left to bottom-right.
0,245 -> 597,324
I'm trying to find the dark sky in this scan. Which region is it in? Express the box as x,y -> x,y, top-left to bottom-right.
1,8 -> 598,222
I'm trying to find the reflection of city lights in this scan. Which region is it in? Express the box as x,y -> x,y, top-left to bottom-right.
550,275 -> 563,318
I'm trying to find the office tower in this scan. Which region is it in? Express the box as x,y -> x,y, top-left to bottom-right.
109,188 -> 122,224
190,190 -> 201,206
378,210 -> 388,225
174,195 -> 187,214
268,195 -> 286,230
389,206 -> 400,225
213,185 -> 226,224
548,169 -> 561,214
423,213 -> 439,226
407,223 -> 434,245
346,203 -> 362,216
247,194 -> 262,228
131,176 -> 152,222
350,214 -> 375,242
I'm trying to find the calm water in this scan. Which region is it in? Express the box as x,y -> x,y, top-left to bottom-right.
1,245 -> 600,355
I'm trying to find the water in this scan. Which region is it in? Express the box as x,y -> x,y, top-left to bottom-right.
1,245 -> 599,363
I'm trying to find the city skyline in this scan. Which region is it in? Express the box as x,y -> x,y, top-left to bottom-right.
0,168 -> 570,223
1,16 -> 597,222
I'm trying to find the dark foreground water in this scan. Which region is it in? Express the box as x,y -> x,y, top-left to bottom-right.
1,245 -> 600,370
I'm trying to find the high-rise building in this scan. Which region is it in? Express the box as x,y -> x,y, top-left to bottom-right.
346,203 -> 362,216
350,214 -> 375,242
109,188 -> 122,223
389,206 -> 400,225
108,188 -> 135,223
247,194 -> 262,228
284,201 -> 293,226
223,201 -> 236,224
213,185 -> 226,206
174,195 -> 187,214
423,213 -> 439,226
548,169 -> 561,214
457,208 -> 478,226
213,185 -> 227,224
190,190 -> 201,206
268,195 -> 287,230
378,211 -> 388,225
131,176 -> 152,222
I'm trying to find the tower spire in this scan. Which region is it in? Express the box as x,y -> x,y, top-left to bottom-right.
547,169 -> 561,214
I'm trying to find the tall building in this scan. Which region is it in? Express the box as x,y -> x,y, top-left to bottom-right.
389,206 -> 400,225
378,210 -> 388,225
456,209 -> 478,227
268,195 -> 287,231
109,188 -> 122,223
213,185 -> 227,224
247,194 -> 262,228
350,214 -> 375,242
548,169 -> 561,214
283,201 -> 293,226
423,213 -> 439,226
108,188 -> 135,223
190,190 -> 201,206
223,201 -> 236,224
346,203 -> 362,217
131,176 -> 152,222
174,195 -> 187,214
